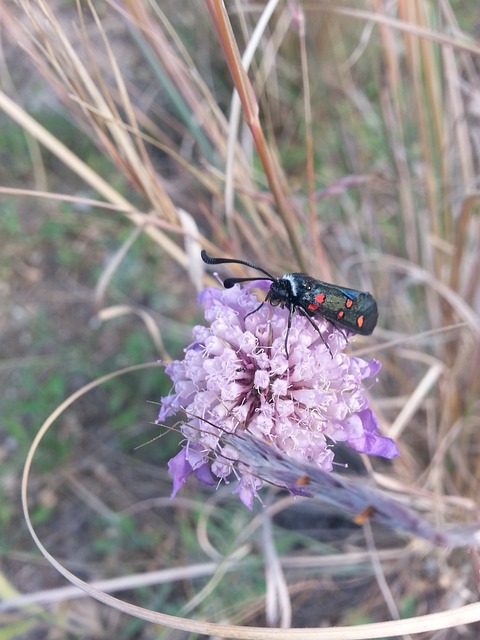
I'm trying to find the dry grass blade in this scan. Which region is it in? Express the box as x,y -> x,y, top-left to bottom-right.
205,0 -> 306,270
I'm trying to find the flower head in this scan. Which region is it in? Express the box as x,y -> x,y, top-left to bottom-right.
158,282 -> 398,508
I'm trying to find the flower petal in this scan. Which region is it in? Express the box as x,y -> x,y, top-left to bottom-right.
159,282 -> 397,505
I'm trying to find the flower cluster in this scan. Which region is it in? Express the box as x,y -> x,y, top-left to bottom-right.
158,282 -> 398,508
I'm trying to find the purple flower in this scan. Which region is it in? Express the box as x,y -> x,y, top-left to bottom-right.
158,283 -> 398,508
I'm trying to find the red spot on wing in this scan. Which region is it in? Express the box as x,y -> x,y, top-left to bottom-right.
357,315 -> 365,328
315,293 -> 325,304
345,298 -> 353,308
337,310 -> 345,319
308,303 -> 319,311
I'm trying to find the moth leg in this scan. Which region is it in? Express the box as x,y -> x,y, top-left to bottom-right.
296,305 -> 333,358
283,306 -> 293,358
329,320 -> 350,346
243,300 -> 265,321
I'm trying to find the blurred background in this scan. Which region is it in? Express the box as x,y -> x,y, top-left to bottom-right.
1,1 -> 480,638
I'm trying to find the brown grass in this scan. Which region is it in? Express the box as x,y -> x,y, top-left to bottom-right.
1,0 -> 480,637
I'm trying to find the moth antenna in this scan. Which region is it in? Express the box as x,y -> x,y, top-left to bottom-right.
201,250 -> 276,281
224,276 -> 273,288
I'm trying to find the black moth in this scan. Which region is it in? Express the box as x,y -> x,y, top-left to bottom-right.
201,250 -> 378,357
